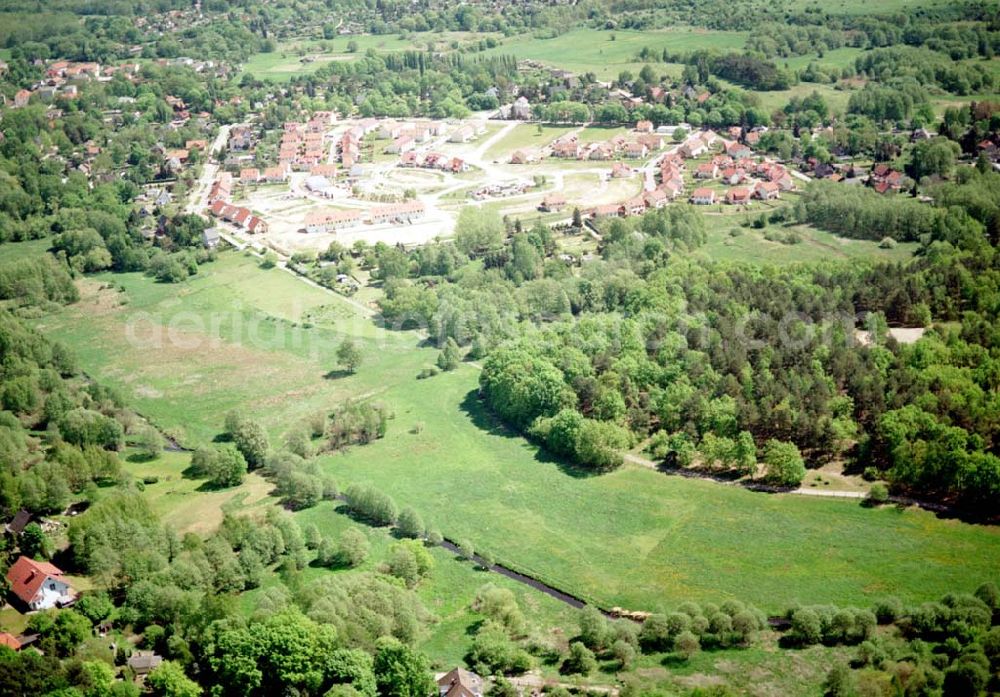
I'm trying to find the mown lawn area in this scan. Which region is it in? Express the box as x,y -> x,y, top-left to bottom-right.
483,28 -> 747,80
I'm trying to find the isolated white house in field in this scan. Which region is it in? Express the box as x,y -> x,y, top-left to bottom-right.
6,556 -> 75,610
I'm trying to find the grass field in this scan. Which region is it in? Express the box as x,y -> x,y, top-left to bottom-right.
123,450 -> 276,534
749,81 -> 854,115
242,32 -> 481,81
782,47 -> 864,72
32,248 -> 1000,624
484,124 -> 575,160
0,238 -> 52,263
577,126 -> 628,144
35,252 -> 428,444
692,223 -> 919,265
273,502 -> 581,670
482,28 -> 747,80
310,366 -> 1000,615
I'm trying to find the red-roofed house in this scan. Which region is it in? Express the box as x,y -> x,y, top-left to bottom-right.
624,142 -> 648,159
14,89 -> 32,108
624,196 -> 646,216
247,216 -> 268,234
695,163 -> 718,179
725,187 -> 751,205
754,181 -> 780,200
635,120 -> 654,133
644,189 -> 668,209
690,188 -> 716,205
6,557 -> 74,610
539,193 -> 567,212
0,633 -> 21,651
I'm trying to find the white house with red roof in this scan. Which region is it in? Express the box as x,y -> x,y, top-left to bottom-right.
6,556 -> 74,610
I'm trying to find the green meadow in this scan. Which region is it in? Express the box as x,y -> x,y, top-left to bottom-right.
30,248 -> 1000,622
484,124 -> 576,160
482,28 -> 747,80
242,32 -> 483,81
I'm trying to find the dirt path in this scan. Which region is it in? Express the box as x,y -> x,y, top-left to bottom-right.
623,452 -> 953,512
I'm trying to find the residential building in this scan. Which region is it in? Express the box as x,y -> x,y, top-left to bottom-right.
725,187 -> 751,205
754,181 -> 780,200
624,142 -> 648,159
695,163 -> 718,179
511,96 -> 531,120
540,193 -> 567,212
690,188 -> 716,205
304,209 -> 362,233
202,228 -> 220,248
128,652 -> 163,676
437,668 -> 483,697
6,557 -> 74,610
680,136 -> 708,159
263,165 -> 289,183
305,175 -> 336,197
247,216 -> 268,234
368,200 -> 425,225
643,189 -> 668,209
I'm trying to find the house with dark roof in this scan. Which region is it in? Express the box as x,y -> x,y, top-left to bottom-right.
5,510 -> 31,536
437,668 -> 482,697
128,651 -> 163,676
5,556 -> 75,610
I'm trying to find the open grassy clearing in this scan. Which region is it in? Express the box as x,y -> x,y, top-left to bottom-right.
692,222 -> 919,265
242,32 -> 485,81
311,366 -> 1000,616
34,252 -> 429,445
30,247 -> 999,622
124,449 -> 277,534
577,126 -> 628,143
482,28 -> 747,80
0,237 -> 51,263
484,124 -> 575,160
275,502 -> 582,669
781,46 -> 864,72
747,81 -> 854,115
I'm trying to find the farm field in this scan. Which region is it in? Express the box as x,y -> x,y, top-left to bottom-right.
31,252 -> 1000,620
482,28 -> 747,80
